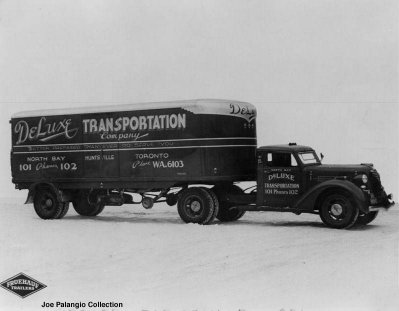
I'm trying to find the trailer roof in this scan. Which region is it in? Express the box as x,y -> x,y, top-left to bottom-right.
11,99 -> 256,118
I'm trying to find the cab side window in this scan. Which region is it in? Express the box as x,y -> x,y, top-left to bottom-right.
265,152 -> 298,167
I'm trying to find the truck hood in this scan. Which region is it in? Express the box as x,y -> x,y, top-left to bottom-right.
304,164 -> 373,175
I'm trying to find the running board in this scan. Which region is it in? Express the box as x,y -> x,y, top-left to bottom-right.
234,205 -> 318,215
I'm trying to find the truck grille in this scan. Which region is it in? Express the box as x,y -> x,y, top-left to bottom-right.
316,176 -> 347,182
369,170 -> 383,193
371,170 -> 380,182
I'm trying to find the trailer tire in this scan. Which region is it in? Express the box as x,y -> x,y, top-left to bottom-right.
214,185 -> 246,222
55,202 -> 70,219
177,188 -> 215,225
319,193 -> 359,229
33,188 -> 65,219
73,191 -> 105,217
356,211 -> 379,225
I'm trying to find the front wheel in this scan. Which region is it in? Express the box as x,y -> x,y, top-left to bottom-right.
319,194 -> 359,229
356,211 -> 378,225
177,188 -> 215,225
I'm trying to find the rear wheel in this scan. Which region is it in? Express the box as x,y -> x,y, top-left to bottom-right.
319,194 -> 359,229
213,185 -> 246,222
217,208 -> 246,222
73,190 -> 105,217
177,188 -> 215,224
33,188 -> 64,219
356,211 -> 378,225
201,188 -> 219,224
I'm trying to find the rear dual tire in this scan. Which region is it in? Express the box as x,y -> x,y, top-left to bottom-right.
177,187 -> 218,225
213,185 -> 246,222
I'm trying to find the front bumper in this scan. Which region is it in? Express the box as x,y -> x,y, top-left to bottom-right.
369,193 -> 395,211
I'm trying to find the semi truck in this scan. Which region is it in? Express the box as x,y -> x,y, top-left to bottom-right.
10,99 -> 394,229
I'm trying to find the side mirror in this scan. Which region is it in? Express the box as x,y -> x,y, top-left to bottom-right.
320,153 -> 324,162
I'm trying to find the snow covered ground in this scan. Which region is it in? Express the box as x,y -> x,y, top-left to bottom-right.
0,197 -> 398,311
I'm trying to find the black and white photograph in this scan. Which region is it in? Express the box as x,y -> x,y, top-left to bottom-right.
0,0 -> 398,310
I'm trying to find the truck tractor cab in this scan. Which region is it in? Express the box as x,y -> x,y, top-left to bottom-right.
253,143 -> 394,228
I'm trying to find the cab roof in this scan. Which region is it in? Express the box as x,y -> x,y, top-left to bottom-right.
258,144 -> 314,153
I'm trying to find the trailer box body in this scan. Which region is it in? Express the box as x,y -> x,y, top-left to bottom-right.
11,99 -> 257,191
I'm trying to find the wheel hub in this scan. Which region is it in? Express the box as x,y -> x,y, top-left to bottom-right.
331,203 -> 343,216
45,198 -> 53,207
190,200 -> 201,212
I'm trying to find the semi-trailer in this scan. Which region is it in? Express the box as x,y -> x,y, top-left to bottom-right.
10,99 -> 393,229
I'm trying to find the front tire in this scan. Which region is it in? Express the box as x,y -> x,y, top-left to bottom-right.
319,194 -> 359,229
177,188 -> 215,224
356,211 -> 378,225
33,188 -> 64,219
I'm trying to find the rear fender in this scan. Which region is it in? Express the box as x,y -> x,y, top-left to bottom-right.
294,180 -> 368,213
25,183 -> 71,204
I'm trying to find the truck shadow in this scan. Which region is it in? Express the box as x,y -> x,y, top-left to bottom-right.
218,219 -> 325,228
63,214 -> 183,225
62,215 -> 379,230
227,219 -> 379,230
63,214 -> 322,228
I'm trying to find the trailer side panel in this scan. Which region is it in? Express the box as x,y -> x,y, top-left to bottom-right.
11,101 -> 257,190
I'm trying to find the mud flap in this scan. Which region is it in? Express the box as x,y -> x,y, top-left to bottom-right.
25,183 -> 71,204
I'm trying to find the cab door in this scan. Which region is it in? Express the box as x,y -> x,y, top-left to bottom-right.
257,151 -> 302,207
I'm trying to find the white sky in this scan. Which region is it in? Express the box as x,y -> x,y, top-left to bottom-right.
0,0 -> 398,197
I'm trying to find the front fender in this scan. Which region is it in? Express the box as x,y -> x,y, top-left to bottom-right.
293,180 -> 368,213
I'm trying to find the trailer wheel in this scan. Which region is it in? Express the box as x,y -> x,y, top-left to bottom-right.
356,211 -> 379,225
319,193 -> 359,229
33,188 -> 64,219
55,202 -> 70,219
73,191 -> 105,217
213,185 -> 246,222
177,188 -> 215,225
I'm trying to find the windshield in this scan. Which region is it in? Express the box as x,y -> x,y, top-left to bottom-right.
298,151 -> 320,165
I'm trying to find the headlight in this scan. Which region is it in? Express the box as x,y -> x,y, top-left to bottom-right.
362,174 -> 368,184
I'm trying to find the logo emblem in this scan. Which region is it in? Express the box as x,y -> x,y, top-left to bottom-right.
229,103 -> 256,123
1,273 -> 46,298
14,117 -> 79,145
